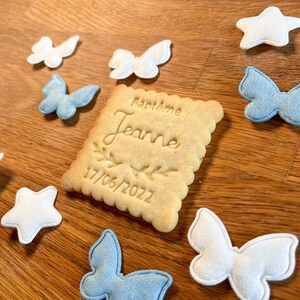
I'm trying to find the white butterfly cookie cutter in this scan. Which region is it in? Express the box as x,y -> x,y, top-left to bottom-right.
27,35 -> 80,68
109,40 -> 172,79
188,208 -> 298,300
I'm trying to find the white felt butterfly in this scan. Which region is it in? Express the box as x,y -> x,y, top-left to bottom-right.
27,35 -> 80,68
109,40 -> 172,79
188,208 -> 298,300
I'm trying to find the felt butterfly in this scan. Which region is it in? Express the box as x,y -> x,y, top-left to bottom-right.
27,35 -> 79,68
239,66 -> 300,126
109,40 -> 172,79
80,229 -> 173,300
188,208 -> 298,300
39,75 -> 99,120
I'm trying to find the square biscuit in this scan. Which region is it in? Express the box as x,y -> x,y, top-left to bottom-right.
62,85 -> 223,232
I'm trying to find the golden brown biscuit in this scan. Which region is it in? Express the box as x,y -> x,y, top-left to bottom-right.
62,85 -> 223,232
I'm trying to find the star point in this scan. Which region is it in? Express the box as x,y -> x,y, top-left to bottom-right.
236,6 -> 300,50
1,186 -> 62,244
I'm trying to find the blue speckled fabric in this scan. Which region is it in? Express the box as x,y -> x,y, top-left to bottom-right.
39,74 -> 100,120
239,66 -> 300,126
80,230 -> 172,300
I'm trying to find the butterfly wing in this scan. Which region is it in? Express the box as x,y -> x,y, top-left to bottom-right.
44,35 -> 80,68
109,49 -> 135,79
278,85 -> 300,126
239,67 -> 281,123
110,270 -> 172,300
134,40 -> 172,79
56,84 -> 99,120
231,234 -> 298,300
80,230 -> 172,300
39,75 -> 66,115
80,230 -> 122,300
188,208 -> 235,286
27,36 -> 53,64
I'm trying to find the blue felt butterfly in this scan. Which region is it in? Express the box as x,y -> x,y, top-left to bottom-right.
80,229 -> 173,300
39,75 -> 100,120
239,66 -> 300,126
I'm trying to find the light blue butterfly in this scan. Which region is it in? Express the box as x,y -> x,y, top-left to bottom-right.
39,75 -> 100,120
239,66 -> 300,126
80,229 -> 173,300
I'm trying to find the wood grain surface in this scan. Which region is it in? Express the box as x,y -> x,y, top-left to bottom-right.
0,0 -> 299,299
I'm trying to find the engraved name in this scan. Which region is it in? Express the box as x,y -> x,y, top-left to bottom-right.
103,111 -> 179,149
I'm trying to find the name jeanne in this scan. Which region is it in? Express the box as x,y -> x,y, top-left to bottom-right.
104,111 -> 179,149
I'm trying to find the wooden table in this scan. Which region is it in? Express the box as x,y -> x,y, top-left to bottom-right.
0,1 -> 299,299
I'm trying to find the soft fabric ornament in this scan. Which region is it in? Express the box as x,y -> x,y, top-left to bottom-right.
27,35 -> 80,68
80,229 -> 172,300
237,6 -> 300,50
239,66 -> 300,126
188,208 -> 298,300
109,40 -> 172,79
39,75 -> 100,120
1,186 -> 62,244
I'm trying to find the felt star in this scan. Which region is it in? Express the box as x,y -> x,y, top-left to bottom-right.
1,186 -> 62,244
236,6 -> 300,50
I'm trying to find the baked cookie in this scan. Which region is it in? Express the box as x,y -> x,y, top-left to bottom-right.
62,85 -> 223,232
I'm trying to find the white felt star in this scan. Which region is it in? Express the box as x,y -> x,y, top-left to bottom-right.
1,186 -> 62,244
236,6 -> 300,50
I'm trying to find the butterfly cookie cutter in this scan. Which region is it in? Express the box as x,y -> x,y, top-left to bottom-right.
27,35 -> 80,68
188,208 -> 298,300
109,40 -> 172,79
